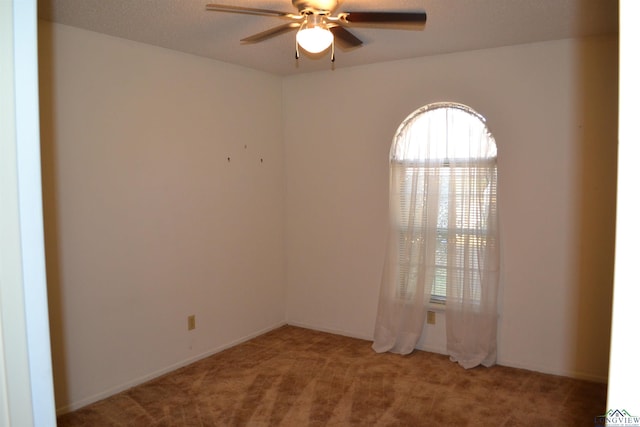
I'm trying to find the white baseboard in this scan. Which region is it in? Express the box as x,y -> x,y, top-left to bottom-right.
415,343 -> 448,356
57,321 -> 607,415
287,322 -> 608,383
496,357 -> 608,384
285,321 -> 374,342
55,320 -> 287,416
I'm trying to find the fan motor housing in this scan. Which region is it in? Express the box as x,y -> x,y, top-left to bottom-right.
292,0 -> 339,14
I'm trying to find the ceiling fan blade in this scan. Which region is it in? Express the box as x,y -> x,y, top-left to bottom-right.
342,11 -> 427,25
205,4 -> 296,18
328,25 -> 363,47
241,22 -> 300,43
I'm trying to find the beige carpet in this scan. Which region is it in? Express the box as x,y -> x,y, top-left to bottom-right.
57,325 -> 606,426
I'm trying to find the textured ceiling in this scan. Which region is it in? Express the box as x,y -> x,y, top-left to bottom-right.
38,0 -> 618,76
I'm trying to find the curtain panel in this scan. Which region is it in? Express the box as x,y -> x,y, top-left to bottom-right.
372,103 -> 500,369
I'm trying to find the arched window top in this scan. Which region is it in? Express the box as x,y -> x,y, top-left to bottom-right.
391,102 -> 497,163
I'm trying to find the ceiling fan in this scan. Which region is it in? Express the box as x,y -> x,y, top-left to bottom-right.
205,0 -> 427,61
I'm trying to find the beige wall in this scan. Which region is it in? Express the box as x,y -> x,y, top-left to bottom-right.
39,22 -> 286,412
283,36 -> 618,382
39,20 -> 618,414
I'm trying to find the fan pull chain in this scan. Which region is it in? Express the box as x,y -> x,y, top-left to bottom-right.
331,38 -> 335,62
294,18 -> 304,60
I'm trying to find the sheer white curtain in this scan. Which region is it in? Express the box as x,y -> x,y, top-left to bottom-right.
372,103 -> 499,368
370,161 -> 439,354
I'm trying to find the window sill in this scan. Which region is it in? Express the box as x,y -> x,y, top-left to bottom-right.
427,300 -> 446,312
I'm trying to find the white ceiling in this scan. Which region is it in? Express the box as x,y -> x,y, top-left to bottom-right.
37,0 -> 618,76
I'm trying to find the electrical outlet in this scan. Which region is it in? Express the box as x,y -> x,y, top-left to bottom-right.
187,315 -> 196,331
427,311 -> 436,325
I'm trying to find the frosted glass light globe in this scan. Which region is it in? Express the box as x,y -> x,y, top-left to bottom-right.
296,27 -> 333,53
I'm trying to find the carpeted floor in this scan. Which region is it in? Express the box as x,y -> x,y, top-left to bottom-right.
57,325 -> 607,426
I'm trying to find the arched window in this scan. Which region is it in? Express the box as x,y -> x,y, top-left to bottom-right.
373,103 -> 500,368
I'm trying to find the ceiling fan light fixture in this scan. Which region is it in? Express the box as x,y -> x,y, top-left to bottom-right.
296,26 -> 333,53
295,14 -> 333,54
206,1 -> 428,62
